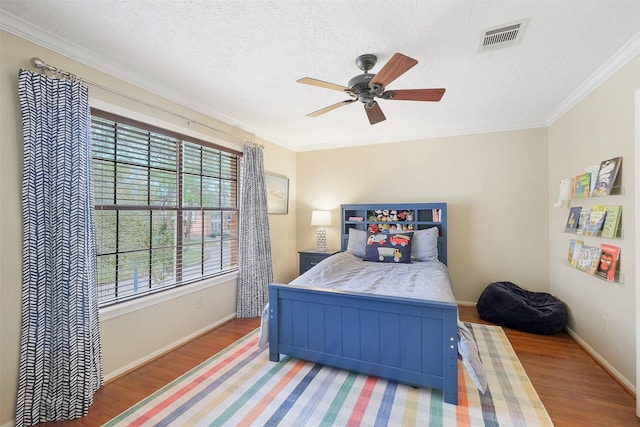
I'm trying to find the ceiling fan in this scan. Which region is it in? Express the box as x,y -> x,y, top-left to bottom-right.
297,53 -> 445,125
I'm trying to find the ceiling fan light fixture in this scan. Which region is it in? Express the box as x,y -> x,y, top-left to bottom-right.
297,52 -> 446,125
358,93 -> 375,104
348,73 -> 374,92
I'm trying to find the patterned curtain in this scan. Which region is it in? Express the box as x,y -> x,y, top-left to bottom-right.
237,144 -> 273,317
16,69 -> 103,426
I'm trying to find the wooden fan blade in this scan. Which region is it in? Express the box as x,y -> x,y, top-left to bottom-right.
369,53 -> 418,88
307,99 -> 356,117
297,77 -> 351,92
365,101 -> 386,125
383,88 -> 446,102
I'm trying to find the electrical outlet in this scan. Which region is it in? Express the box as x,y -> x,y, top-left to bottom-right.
196,296 -> 203,309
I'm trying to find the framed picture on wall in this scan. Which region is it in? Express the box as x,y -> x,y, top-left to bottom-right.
265,172 -> 289,214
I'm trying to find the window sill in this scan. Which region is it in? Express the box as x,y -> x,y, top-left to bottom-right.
99,271 -> 239,321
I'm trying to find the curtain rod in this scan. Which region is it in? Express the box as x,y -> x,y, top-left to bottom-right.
29,57 -> 263,148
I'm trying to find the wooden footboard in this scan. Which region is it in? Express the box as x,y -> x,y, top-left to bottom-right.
268,283 -> 459,405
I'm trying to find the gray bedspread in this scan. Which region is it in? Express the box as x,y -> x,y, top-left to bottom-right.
262,252 -> 488,392
290,251 -> 457,301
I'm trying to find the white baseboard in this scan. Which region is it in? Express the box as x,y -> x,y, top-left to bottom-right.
104,312 -> 237,382
564,326 -> 636,397
456,300 -> 477,307
455,301 -> 635,397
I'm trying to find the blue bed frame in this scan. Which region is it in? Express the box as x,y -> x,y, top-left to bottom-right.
268,202 -> 459,404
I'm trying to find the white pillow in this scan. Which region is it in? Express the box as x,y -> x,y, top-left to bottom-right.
411,227 -> 439,261
346,228 -> 367,258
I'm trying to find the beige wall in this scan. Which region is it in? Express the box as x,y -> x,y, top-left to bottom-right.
0,31 -> 297,426
296,128 -> 550,302
548,55 -> 639,390
263,142 -> 298,283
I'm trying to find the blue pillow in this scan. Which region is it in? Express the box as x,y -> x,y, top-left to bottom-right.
364,232 -> 413,263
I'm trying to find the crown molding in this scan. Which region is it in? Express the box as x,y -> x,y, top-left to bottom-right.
1,11 -> 99,71
294,121 -> 547,152
4,11 -> 638,151
545,30 -> 640,125
0,12 -> 263,144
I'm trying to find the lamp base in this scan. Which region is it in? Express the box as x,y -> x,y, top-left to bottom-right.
316,227 -> 327,252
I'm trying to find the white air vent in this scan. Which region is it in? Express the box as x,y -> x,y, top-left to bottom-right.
479,19 -> 528,52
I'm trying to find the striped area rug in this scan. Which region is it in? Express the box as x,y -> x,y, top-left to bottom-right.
104,323 -> 552,426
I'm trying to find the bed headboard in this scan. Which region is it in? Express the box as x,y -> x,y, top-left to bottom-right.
341,203 -> 448,265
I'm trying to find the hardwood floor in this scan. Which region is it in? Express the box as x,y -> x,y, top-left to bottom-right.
37,309 -> 636,426
36,317 -> 261,427
458,306 -> 637,426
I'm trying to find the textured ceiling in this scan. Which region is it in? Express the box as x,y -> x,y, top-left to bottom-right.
2,1 -> 640,151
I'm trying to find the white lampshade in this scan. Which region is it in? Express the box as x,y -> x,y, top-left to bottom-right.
311,210 -> 332,226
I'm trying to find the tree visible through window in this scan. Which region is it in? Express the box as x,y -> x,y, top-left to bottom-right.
91,109 -> 240,307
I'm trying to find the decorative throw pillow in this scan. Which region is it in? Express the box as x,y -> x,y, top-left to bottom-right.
364,232 -> 413,263
346,228 -> 367,258
411,227 -> 439,262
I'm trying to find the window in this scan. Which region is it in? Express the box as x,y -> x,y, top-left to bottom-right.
91,109 -> 241,307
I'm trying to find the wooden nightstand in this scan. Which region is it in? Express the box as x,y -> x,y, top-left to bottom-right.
298,249 -> 340,275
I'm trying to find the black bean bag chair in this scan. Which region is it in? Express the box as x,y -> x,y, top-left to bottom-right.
476,281 -> 567,335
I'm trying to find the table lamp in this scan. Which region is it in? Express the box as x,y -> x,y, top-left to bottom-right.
311,210 -> 332,252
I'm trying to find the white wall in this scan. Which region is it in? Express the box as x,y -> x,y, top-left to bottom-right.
0,31 -> 298,426
296,128 -> 550,303
548,55 -> 639,391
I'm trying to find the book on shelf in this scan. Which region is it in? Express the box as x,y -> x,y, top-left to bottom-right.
348,216 -> 364,221
575,245 -> 592,272
570,241 -> 583,268
583,205 -> 607,237
584,164 -> 600,194
567,239 -> 583,263
576,208 -> 590,235
586,247 -> 602,275
564,206 -> 581,233
600,205 -> 622,239
573,172 -> 592,198
592,156 -> 622,197
575,245 -> 601,274
596,243 -> 620,282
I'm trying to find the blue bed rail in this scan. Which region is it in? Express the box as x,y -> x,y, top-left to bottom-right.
268,283 -> 459,404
